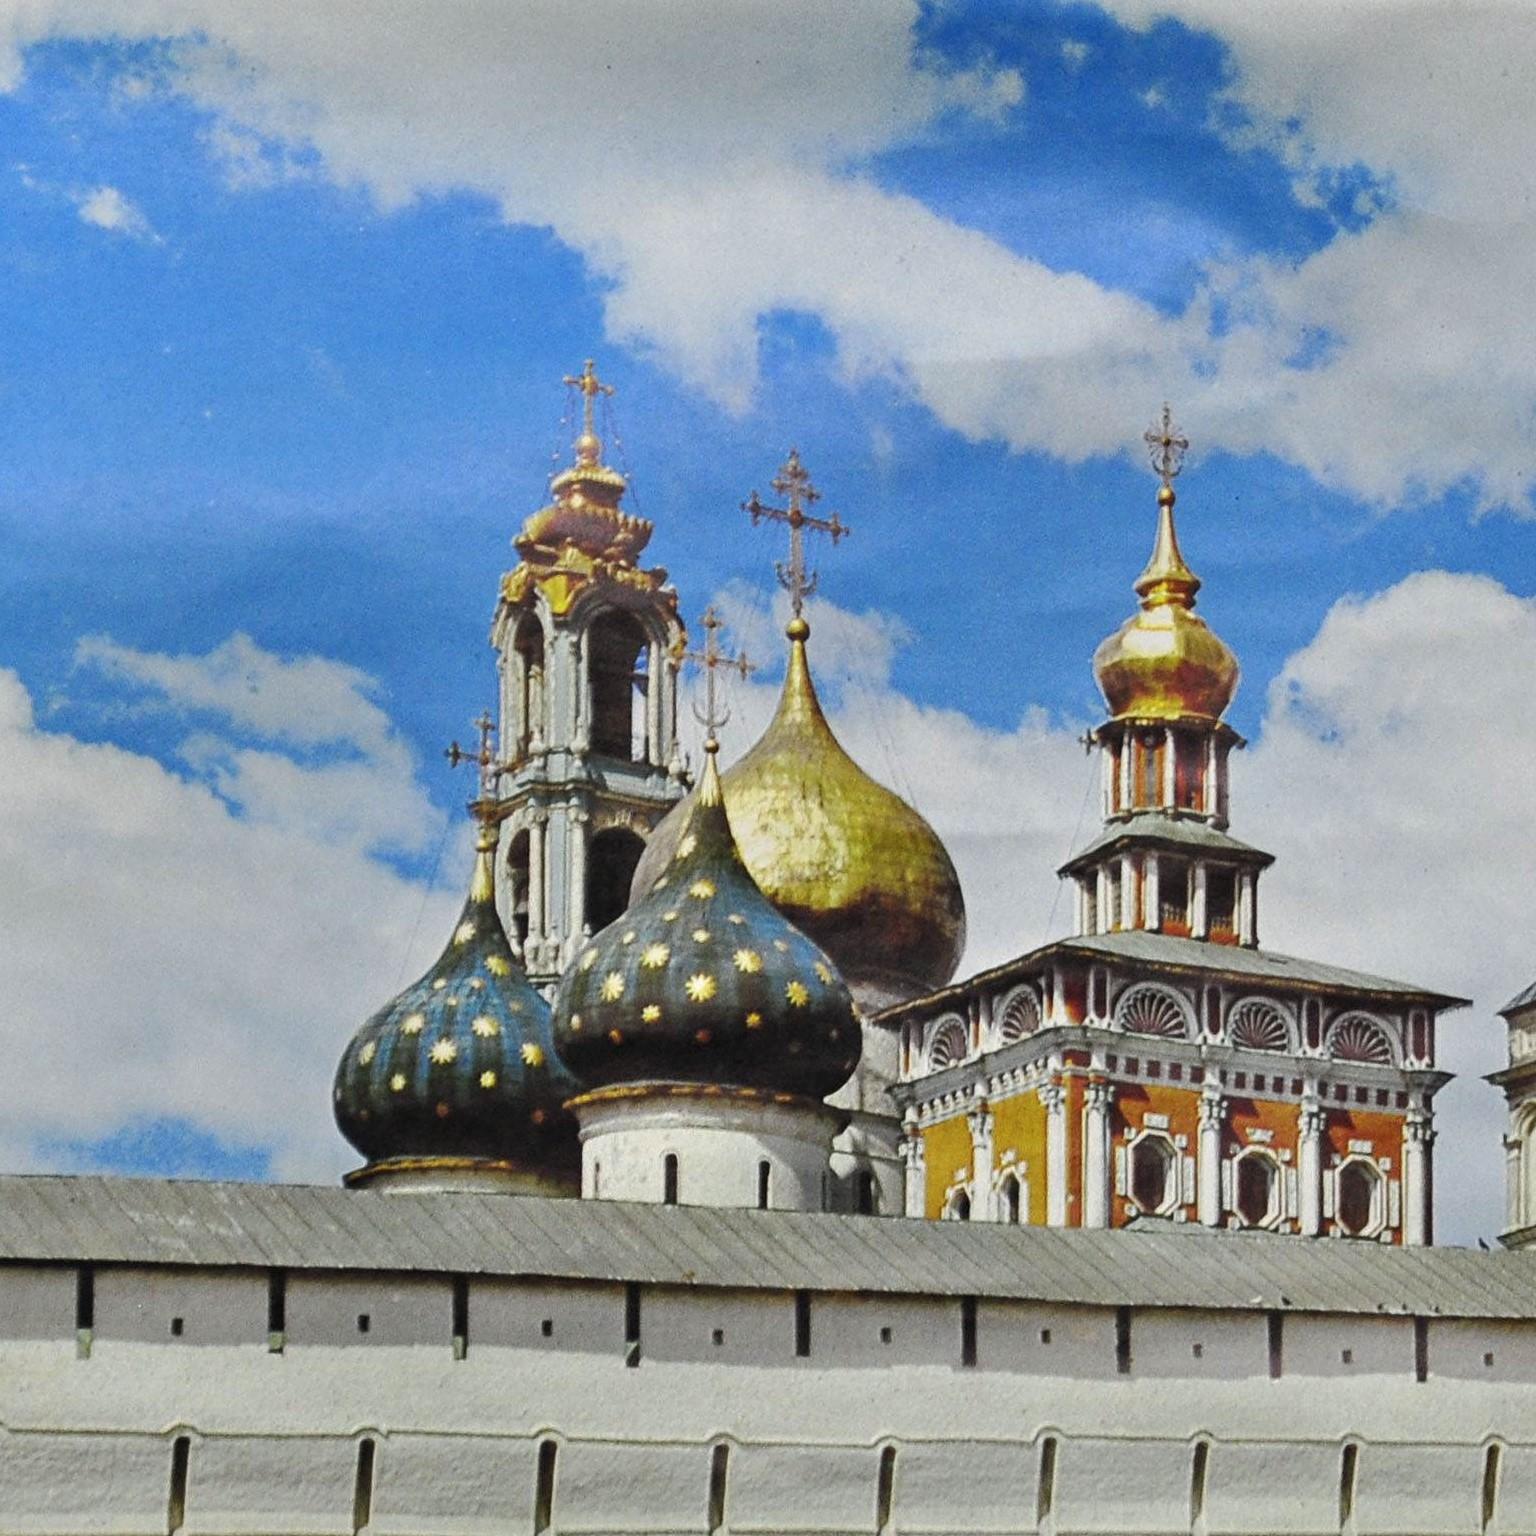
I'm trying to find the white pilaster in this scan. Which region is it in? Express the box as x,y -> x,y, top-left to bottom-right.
1120,853 -> 1137,929
1203,734 -> 1219,817
1198,1087 -> 1225,1227
1083,1080 -> 1112,1228
528,814 -> 548,947
566,806 -> 590,956
1191,863 -> 1208,939
1096,867 -> 1111,934
1238,871 -> 1257,946
1042,1080 -> 1068,1226
1506,1133 -> 1523,1234
1403,1109 -> 1434,1247
1051,966 -> 1067,1025
968,1101 -> 995,1222
646,639 -> 663,766
1144,853 -> 1161,933
1298,1097 -> 1324,1237
902,1118 -> 926,1219
1162,727 -> 1177,808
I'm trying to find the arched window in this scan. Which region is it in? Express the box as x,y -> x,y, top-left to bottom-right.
999,1171 -> 1022,1224
856,1170 -> 878,1216
945,1188 -> 971,1222
1328,1014 -> 1395,1066
1336,1160 -> 1380,1237
513,615 -> 546,756
1228,998 -> 1291,1053
588,611 -> 648,760
995,988 -> 1040,1046
1115,984 -> 1191,1039
926,1017 -> 968,1071
506,829 -> 531,948
1130,1136 -> 1176,1216
586,827 -> 646,934
1233,1154 -> 1277,1227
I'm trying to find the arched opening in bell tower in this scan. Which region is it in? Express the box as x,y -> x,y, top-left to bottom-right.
587,827 -> 646,934
506,829 -> 531,948
512,616 -> 546,758
589,612 -> 648,761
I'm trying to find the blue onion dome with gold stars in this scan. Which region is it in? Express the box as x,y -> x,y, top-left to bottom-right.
333,808 -> 579,1190
553,739 -> 861,1101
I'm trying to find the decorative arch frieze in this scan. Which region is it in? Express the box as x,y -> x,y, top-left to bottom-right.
994,986 -> 1041,1047
1114,983 -> 1192,1040
926,1015 -> 969,1072
1227,997 -> 1293,1054
1328,1013 -> 1396,1066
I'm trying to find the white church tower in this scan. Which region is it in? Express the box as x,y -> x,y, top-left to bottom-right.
490,361 -> 688,987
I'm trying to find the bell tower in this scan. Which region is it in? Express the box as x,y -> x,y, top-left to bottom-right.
490,361 -> 688,987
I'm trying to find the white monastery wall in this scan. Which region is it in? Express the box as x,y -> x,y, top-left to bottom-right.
3,1261 -> 1536,1535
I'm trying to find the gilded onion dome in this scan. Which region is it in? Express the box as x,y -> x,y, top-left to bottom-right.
1092,477 -> 1239,723
333,812 -> 579,1189
631,617 -> 966,1010
554,740 -> 861,1100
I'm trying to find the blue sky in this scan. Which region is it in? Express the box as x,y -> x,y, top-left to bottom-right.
0,1 -> 1532,1239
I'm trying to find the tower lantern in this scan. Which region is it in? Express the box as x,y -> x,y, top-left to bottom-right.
491,362 -> 688,987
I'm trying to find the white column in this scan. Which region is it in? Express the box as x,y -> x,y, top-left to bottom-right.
1051,966 -> 1067,1024
1203,735 -> 1219,817
567,806 -> 590,953
1119,733 -> 1133,809
646,639 -> 663,766
570,631 -> 588,750
968,1101 -> 995,1221
1403,1109 -> 1434,1247
1083,1080 -> 1112,1228
1121,853 -> 1137,929
1198,1087 -> 1225,1227
1096,867 -> 1111,934
1238,871 -> 1257,946
1100,739 -> 1114,819
1162,727 -> 1177,808
1505,1133 -> 1524,1234
527,814 -> 548,945
1144,853 -> 1161,932
1191,862 -> 1209,939
903,1119 -> 926,1219
1298,1097 -> 1324,1236
1042,1080 -> 1068,1226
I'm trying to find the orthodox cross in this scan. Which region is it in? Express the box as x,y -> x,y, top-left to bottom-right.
445,710 -> 507,810
741,448 -> 849,617
1143,403 -> 1189,487
563,358 -> 615,442
686,605 -> 754,744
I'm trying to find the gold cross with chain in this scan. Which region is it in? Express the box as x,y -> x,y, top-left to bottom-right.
685,606 -> 754,746
1143,403 -> 1189,486
741,448 -> 849,617
445,710 -> 508,816
563,359 -> 614,442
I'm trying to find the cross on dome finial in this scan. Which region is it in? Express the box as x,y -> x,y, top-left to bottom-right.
741,448 -> 850,624
562,358 -> 615,465
446,711 -> 510,836
686,605 -> 754,752
1144,403 -> 1189,488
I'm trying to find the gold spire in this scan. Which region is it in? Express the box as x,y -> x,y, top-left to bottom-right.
741,449 -> 850,624
1092,408 -> 1238,722
562,358 -> 614,468
445,711 -> 510,889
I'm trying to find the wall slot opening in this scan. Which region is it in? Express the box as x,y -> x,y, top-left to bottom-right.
624,1282 -> 642,1367
167,1435 -> 190,1535
795,1290 -> 812,1358
352,1438 -> 375,1536
708,1443 -> 730,1536
1414,1316 -> 1429,1383
1036,1436 -> 1058,1525
1115,1306 -> 1132,1375
75,1263 -> 95,1359
1482,1442 -> 1502,1534
170,1317 -> 184,1338
541,1318 -> 554,1339
663,1153 -> 679,1206
757,1160 -> 771,1211
356,1313 -> 371,1336
961,1296 -> 978,1367
1266,1311 -> 1283,1380
534,1440 -> 557,1536
452,1274 -> 470,1361
267,1269 -> 286,1353
1189,1440 -> 1209,1531
876,1446 -> 897,1535
1338,1443 -> 1358,1533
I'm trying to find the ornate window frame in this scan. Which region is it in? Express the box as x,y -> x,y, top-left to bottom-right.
1123,1129 -> 1181,1219
925,1015 -> 969,1073
993,985 -> 1042,1049
1332,1155 -> 1388,1240
1326,1011 -> 1399,1067
1229,1148 -> 1283,1230
1113,982 -> 1193,1040
1226,995 -> 1296,1054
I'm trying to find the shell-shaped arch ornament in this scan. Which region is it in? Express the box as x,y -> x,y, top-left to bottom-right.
1328,1014 -> 1395,1065
995,987 -> 1041,1046
1228,998 -> 1291,1053
927,1016 -> 969,1071
1115,983 -> 1191,1039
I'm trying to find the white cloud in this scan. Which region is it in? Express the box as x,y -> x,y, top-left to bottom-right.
0,642 -> 459,1184
74,183 -> 160,242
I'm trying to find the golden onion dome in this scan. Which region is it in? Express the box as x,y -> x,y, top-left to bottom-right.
1093,482 -> 1239,722
632,617 -> 966,1011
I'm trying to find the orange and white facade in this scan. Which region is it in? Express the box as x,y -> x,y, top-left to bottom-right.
884,443 -> 1464,1245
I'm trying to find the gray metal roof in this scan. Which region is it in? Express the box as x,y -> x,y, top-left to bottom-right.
0,1174 -> 1529,1319
1060,931 -> 1467,1006
1502,981 -> 1536,1016
1059,813 -> 1273,873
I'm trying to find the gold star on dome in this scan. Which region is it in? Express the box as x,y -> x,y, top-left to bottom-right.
686,973 -> 717,1003
580,949 -> 599,971
692,928 -> 711,943
641,943 -> 671,968
520,1042 -> 546,1067
569,1014 -> 583,1032
485,955 -> 511,977
480,1070 -> 497,1089
472,1016 -> 499,1038
600,972 -> 626,1001
430,1039 -> 458,1065
733,949 -> 763,974
390,1073 -> 407,1092
727,913 -> 746,925
443,996 -> 460,1008
432,978 -> 447,990
608,1028 -> 624,1045
622,931 -> 636,945
689,878 -> 716,899
642,1004 -> 662,1023
676,833 -> 697,860
786,980 -> 809,1007
467,977 -> 485,991
359,1041 -> 376,1065
402,1014 -> 425,1036
773,939 -> 789,953
663,910 -> 680,922
453,921 -> 476,946
814,962 -> 834,985
745,1011 -> 763,1029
